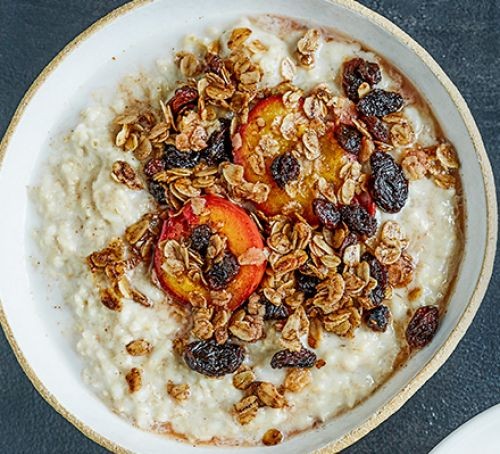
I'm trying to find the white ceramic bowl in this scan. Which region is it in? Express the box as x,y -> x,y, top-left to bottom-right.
0,1 -> 496,453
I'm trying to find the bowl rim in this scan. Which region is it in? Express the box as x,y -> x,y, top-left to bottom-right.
0,0 -> 497,452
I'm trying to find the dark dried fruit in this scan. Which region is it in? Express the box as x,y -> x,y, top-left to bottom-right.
148,180 -> 167,205
184,340 -> 244,376
205,251 -> 241,290
340,204 -> 377,237
365,305 -> 391,332
163,144 -> 201,170
406,306 -> 439,349
189,224 -> 212,255
334,124 -> 363,155
263,298 -> 289,320
361,252 -> 388,306
270,153 -> 300,188
271,348 -> 317,369
357,89 -> 404,118
295,271 -> 321,298
313,198 -> 341,230
168,85 -> 198,117
363,116 -> 390,143
143,158 -> 166,177
370,151 -> 409,213
342,58 -> 382,102
201,119 -> 232,165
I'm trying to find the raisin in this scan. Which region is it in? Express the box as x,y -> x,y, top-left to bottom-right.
313,198 -> 341,230
189,224 -> 212,255
361,252 -> 388,306
406,306 -> 439,349
363,116 -> 390,143
357,89 -> 404,118
164,144 -> 201,170
184,340 -> 244,376
340,205 -> 377,237
143,158 -> 166,177
270,153 -> 300,188
365,305 -> 391,332
148,180 -> 167,205
334,124 -> 363,155
263,298 -> 289,320
201,119 -> 232,165
370,151 -> 409,213
295,271 -> 321,298
168,85 -> 198,117
342,58 -> 382,102
270,348 -> 317,369
205,252 -> 240,290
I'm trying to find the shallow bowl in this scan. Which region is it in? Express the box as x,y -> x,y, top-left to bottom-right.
0,0 -> 497,453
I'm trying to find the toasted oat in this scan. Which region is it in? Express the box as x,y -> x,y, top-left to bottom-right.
238,247 -> 267,266
281,57 -> 296,81
284,368 -> 312,392
228,28 -> 252,50
125,339 -> 152,356
257,382 -> 287,408
167,381 -> 191,402
233,366 -> 256,390
99,286 -> 122,311
323,307 -> 361,337
125,217 -> 150,245
402,154 -> 427,180
234,395 -> 259,425
435,143 -> 459,169
262,428 -> 284,446
125,368 -> 142,393
387,252 -> 415,288
229,309 -> 264,342
111,161 -> 143,190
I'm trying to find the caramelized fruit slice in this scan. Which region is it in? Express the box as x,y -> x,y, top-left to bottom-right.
154,195 -> 266,311
235,95 -> 350,223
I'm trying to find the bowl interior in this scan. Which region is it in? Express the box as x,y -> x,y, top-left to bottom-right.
0,0 -> 492,453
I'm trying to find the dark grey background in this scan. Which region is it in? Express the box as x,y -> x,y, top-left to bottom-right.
0,0 -> 498,452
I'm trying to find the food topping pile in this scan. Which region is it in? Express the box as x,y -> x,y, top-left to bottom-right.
86,26 -> 459,440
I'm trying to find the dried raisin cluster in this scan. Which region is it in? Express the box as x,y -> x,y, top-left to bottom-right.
342,58 -> 382,102
335,123 -> 363,155
357,89 -> 404,118
184,340 -> 245,376
270,153 -> 301,188
270,348 -> 317,369
313,198 -> 341,230
406,306 -> 439,349
205,252 -> 241,290
370,151 -> 409,213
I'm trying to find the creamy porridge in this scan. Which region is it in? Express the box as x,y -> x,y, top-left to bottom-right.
32,16 -> 462,446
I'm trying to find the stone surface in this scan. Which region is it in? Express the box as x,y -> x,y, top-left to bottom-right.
0,0 -> 499,452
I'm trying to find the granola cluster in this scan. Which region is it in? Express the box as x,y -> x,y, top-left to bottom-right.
85,24 -> 460,444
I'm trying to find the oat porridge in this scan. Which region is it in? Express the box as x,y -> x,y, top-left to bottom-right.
32,16 -> 463,446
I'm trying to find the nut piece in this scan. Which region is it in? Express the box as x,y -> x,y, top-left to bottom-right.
284,368 -> 312,392
262,428 -> 284,446
257,382 -> 287,408
125,339 -> 152,356
166,381 -> 191,402
234,395 -> 259,425
111,161 -> 143,190
233,367 -> 256,390
125,367 -> 142,393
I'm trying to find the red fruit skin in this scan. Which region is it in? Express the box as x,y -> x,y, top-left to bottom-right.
355,191 -> 377,217
154,195 -> 266,311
